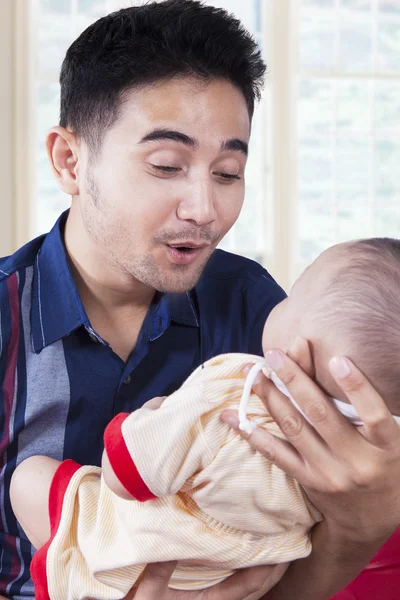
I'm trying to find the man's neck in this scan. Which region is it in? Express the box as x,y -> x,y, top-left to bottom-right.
63,208 -> 155,361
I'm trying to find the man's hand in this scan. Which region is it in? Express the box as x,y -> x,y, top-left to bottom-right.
221,338 -> 400,599
126,561 -> 288,599
223,339 -> 400,545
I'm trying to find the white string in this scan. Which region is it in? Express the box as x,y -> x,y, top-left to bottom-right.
238,362 -> 266,434
238,361 -> 400,432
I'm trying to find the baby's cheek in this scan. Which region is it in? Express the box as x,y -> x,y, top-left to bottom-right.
262,302 -> 291,353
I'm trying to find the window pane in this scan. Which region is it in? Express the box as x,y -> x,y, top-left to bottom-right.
378,21 -> 400,71
300,0 -> 335,15
336,206 -> 370,241
39,17 -> 73,78
336,81 -> 370,129
379,0 -> 400,15
41,0 -> 71,14
78,0 -> 108,13
299,139 -> 333,195
336,137 -> 370,197
298,203 -> 334,263
298,80 -> 333,133
374,209 -> 400,237
375,82 -> 400,130
338,20 -> 373,72
375,139 -> 400,205
299,18 -> 336,70
339,0 -> 372,12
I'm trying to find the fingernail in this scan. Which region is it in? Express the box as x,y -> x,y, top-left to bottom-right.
266,349 -> 284,372
221,414 -> 239,429
329,356 -> 351,379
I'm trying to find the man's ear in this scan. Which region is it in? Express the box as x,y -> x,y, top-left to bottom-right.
46,126 -> 80,196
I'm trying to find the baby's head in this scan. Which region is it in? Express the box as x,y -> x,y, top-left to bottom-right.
263,238 -> 400,415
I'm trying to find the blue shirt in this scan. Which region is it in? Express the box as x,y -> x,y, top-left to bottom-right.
0,211 -> 286,598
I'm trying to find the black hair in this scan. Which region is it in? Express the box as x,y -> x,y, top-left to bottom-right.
59,0 -> 266,150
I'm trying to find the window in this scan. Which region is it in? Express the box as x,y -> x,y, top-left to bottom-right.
25,0 -> 400,289
295,0 -> 400,284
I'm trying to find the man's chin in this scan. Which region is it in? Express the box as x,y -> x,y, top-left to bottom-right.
155,276 -> 200,294
154,264 -> 207,294
131,250 -> 214,294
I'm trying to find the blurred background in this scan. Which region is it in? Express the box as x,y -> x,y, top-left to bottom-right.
0,0 -> 399,291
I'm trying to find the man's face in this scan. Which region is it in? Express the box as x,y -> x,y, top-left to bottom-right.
75,76 -> 250,293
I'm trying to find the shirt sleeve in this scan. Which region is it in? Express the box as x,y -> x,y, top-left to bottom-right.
104,373 -> 215,501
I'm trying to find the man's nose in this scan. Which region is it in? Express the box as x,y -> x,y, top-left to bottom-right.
176,179 -> 217,226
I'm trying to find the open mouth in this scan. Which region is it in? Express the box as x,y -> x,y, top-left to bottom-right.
166,244 -> 207,265
169,246 -> 197,254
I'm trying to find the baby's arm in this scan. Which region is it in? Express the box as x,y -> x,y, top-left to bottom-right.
102,380 -> 220,501
102,396 -> 167,500
10,455 -> 60,549
101,444 -> 134,500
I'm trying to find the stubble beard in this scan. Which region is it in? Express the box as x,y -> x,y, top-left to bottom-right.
129,249 -> 214,293
83,170 -> 216,294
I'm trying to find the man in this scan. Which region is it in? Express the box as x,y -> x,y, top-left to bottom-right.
1,1 -> 400,599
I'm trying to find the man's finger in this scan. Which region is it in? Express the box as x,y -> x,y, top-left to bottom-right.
329,356 -> 400,448
221,409 -> 315,487
133,561 -> 177,598
263,348 -> 363,455
245,368 -> 341,472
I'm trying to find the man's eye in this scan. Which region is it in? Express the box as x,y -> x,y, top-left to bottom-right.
151,165 -> 181,173
214,172 -> 241,180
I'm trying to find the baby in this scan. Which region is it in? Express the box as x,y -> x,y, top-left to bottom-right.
10,238 -> 400,600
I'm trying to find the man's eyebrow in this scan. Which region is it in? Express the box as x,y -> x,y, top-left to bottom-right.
221,138 -> 248,157
139,128 -> 248,156
139,128 -> 198,148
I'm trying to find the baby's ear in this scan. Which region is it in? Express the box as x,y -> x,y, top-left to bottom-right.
287,337 -> 316,379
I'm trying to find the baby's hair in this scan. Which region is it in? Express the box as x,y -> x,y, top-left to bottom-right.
315,238 -> 400,413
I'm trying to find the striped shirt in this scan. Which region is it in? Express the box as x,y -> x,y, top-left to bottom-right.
0,210 -> 286,598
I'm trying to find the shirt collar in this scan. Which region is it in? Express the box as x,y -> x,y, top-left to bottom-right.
31,211 -> 90,353
31,211 -> 199,353
168,291 -> 199,328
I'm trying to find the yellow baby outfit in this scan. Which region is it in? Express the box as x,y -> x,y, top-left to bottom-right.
31,353 -> 321,600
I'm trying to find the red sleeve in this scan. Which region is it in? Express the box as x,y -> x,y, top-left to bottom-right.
103,412 -> 156,502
